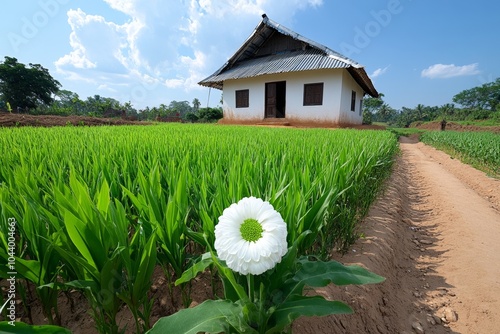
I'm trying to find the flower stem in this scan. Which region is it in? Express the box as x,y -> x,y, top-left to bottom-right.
247,274 -> 254,303
258,282 -> 266,332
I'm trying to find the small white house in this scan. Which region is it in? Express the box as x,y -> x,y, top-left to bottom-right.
199,14 -> 378,126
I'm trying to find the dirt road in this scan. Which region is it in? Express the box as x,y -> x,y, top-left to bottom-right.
295,137 -> 500,333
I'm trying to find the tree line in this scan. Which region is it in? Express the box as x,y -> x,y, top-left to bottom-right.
0,56 -> 222,122
364,79 -> 500,127
3,56 -> 498,126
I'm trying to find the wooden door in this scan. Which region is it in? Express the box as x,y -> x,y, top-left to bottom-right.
265,83 -> 277,118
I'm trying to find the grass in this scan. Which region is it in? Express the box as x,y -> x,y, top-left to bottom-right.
387,127 -> 427,138
451,119 -> 500,127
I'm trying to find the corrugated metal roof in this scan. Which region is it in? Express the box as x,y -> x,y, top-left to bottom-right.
200,49 -> 350,87
262,16 -> 361,68
199,14 -> 378,97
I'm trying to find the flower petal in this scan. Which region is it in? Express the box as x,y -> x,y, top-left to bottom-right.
214,197 -> 288,275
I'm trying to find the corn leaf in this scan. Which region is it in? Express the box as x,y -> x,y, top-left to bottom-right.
268,296 -> 352,334
293,258 -> 385,287
0,322 -> 71,334
146,300 -> 257,334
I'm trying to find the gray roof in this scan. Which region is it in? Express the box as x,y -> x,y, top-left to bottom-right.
200,49 -> 350,82
199,14 -> 378,97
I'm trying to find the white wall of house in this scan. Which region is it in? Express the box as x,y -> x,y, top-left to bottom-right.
222,76 -> 266,122
222,68 -> 365,125
338,70 -> 364,124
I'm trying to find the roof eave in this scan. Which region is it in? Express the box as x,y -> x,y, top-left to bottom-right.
198,79 -> 223,90
347,67 -> 379,97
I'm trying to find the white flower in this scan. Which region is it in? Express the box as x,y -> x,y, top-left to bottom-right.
214,197 -> 288,275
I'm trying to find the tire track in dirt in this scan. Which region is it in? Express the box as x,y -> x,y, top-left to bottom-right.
400,137 -> 500,334
294,136 -> 500,334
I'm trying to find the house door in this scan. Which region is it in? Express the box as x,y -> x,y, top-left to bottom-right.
265,81 -> 286,118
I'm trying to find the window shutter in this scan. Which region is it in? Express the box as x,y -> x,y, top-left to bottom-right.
351,91 -> 356,111
303,83 -> 324,106
235,90 -> 249,108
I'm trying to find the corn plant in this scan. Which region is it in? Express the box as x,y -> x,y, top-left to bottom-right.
123,164 -> 191,306
0,124 -> 398,333
50,175 -> 157,333
421,130 -> 500,177
0,167 -> 64,325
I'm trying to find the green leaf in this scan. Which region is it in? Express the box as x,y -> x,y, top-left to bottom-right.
175,252 -> 213,286
146,300 -> 257,334
0,255 -> 40,283
294,258 -> 385,287
52,243 -> 99,281
264,231 -> 310,295
99,257 -> 123,312
96,179 -> 110,215
121,185 -> 147,213
184,227 -> 206,248
37,282 -> 66,291
61,209 -> 97,269
64,280 -> 99,291
199,210 -> 215,245
297,190 -> 331,252
133,233 -> 157,300
0,321 -> 71,334
269,296 -> 352,333
209,253 -> 249,304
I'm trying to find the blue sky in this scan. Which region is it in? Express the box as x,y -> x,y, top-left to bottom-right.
1,0 -> 499,110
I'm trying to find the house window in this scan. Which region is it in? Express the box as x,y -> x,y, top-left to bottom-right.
235,89 -> 249,108
303,83 -> 324,106
351,91 -> 356,111
359,99 -> 363,116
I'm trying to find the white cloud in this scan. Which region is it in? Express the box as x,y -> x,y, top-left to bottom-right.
102,0 -> 136,16
164,78 -> 185,89
55,8 -> 133,72
308,0 -> 323,6
97,84 -> 118,93
56,0 -> 324,108
370,66 -> 389,78
421,63 -> 480,79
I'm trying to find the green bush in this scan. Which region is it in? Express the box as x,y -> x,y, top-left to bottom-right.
183,112 -> 199,123
197,107 -> 223,122
492,111 -> 500,121
465,108 -> 492,120
362,110 -> 373,125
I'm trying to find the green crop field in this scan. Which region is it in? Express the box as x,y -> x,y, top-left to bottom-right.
0,124 -> 397,333
421,130 -> 500,177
